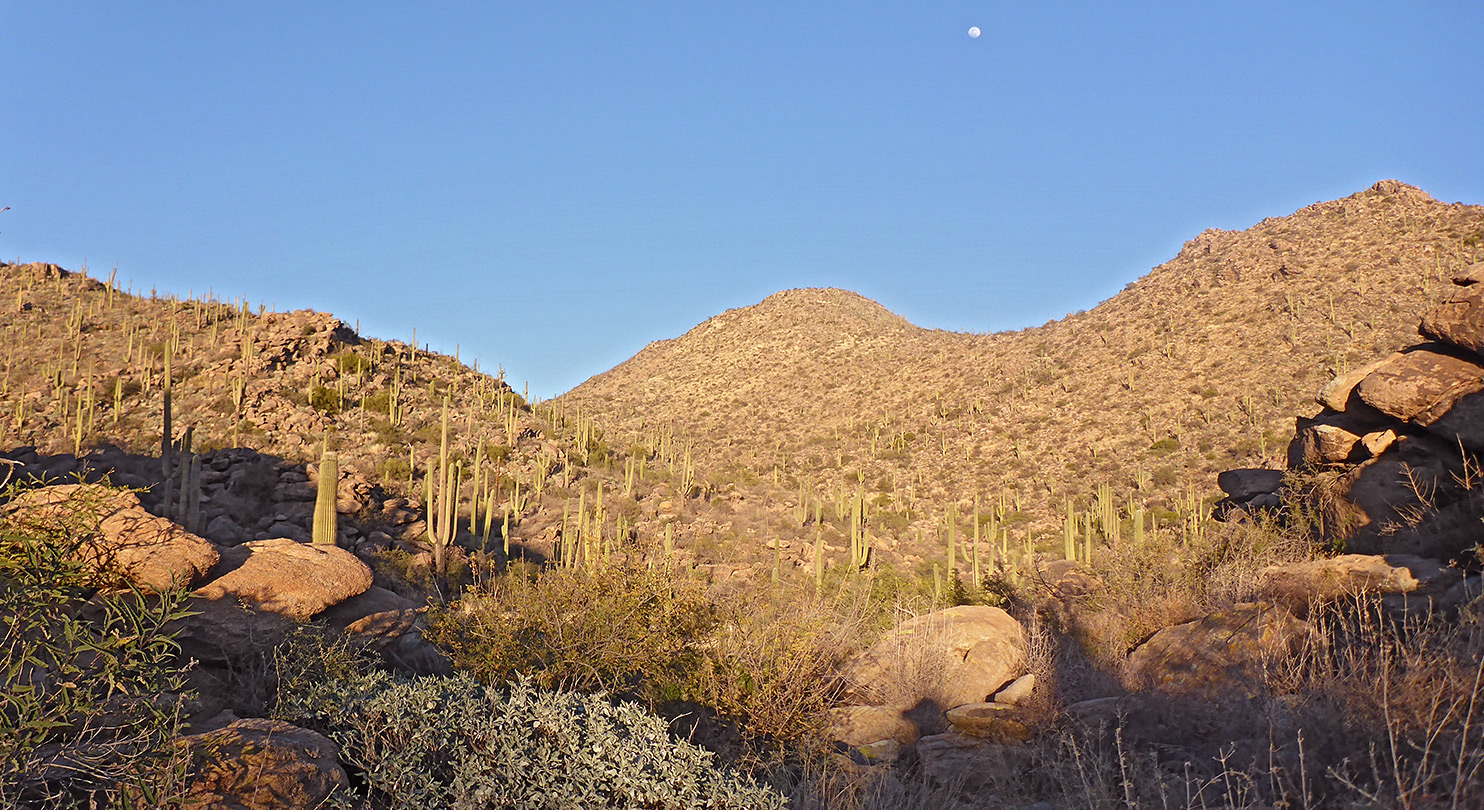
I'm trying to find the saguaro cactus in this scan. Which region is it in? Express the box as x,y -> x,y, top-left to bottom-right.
313,447 -> 339,546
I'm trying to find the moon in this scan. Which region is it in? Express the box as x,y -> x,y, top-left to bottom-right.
968,26 -> 981,38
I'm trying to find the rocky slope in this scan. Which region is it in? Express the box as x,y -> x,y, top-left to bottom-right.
563,181 -> 1484,559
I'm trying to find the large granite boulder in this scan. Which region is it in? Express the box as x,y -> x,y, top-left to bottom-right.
1419,261 -> 1484,354
179,538 -> 373,662
841,605 -> 1026,711
194,538 -> 372,620
1256,554 -> 1459,610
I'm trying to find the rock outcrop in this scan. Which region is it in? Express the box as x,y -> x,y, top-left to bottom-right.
1224,261 -> 1484,562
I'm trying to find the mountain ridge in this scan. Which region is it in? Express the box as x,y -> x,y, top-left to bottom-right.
562,180 -> 1484,542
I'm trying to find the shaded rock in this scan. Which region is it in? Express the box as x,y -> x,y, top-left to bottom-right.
1126,604 -> 1311,696
1216,469 -> 1284,499
1327,432 -> 1469,556
342,608 -> 451,676
203,514 -> 243,546
1440,576 -> 1484,614
1420,389 -> 1484,452
1063,696 -> 1128,726
912,731 -> 1031,792
314,584 -> 418,631
178,718 -> 348,810
842,605 -> 1025,710
1256,554 -> 1458,609
175,596 -> 295,664
827,705 -> 919,747
5,484 -> 219,590
943,703 -> 1030,743
1355,345 -> 1484,424
194,538 -> 373,620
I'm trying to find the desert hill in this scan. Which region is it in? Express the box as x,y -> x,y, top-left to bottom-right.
563,181 -> 1484,548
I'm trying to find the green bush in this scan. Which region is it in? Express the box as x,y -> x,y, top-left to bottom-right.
276,670 -> 785,809
309,385 -> 342,415
0,485 -> 195,807
334,351 -> 371,375
1149,437 -> 1180,454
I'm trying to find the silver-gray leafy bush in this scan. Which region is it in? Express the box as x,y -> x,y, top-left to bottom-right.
278,669 -> 787,809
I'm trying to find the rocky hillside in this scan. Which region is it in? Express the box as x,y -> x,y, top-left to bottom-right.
563,181 -> 1484,555
0,259 -> 800,586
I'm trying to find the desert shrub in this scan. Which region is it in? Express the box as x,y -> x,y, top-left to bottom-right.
333,351 -> 371,375
361,389 -> 391,415
0,485 -> 195,807
428,561 -> 715,703
308,384 -> 342,415
692,590 -> 862,745
277,670 -> 784,809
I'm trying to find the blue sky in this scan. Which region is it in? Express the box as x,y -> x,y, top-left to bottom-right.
4,2 -> 1481,398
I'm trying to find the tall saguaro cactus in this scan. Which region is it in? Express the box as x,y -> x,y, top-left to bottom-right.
424,398 -> 456,579
313,446 -> 339,546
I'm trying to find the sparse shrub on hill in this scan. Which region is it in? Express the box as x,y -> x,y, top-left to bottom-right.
275,669 -> 786,810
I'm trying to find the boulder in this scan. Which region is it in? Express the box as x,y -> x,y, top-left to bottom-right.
1289,421 -> 1363,466
1216,469 -> 1284,499
203,514 -> 243,546
943,703 -> 1030,743
178,718 -> 348,809
841,605 -> 1025,710
992,673 -> 1036,706
1256,554 -> 1459,609
1419,390 -> 1484,452
1419,263 -> 1484,354
1327,433 -> 1468,555
1126,604 -> 1311,696
1360,429 -> 1398,457
1318,358 -> 1390,412
1063,696 -> 1128,726
342,608 -> 452,676
912,732 -> 1031,792
826,705 -> 920,747
314,584 -> 418,631
194,538 -> 373,620
174,597 -> 294,663
5,484 -> 219,590
1355,345 -> 1484,425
